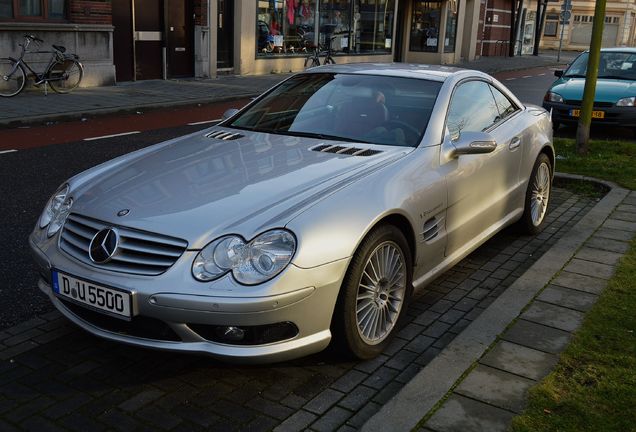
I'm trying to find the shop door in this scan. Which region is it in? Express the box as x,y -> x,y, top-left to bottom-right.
217,0 -> 234,69
112,0 -> 134,82
134,0 -> 164,80
166,0 -> 194,77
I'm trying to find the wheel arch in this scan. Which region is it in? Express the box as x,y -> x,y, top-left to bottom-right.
373,213 -> 417,268
540,144 -> 555,172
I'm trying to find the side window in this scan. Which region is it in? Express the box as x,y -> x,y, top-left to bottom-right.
447,81 -> 500,140
489,85 -> 518,120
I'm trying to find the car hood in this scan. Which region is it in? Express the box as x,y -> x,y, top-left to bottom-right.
550,77 -> 636,103
69,128 -> 411,249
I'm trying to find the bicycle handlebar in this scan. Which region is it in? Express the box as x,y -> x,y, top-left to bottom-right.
24,34 -> 44,43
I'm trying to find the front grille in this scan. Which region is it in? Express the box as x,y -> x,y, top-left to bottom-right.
60,213 -> 188,276
564,100 -> 615,108
60,299 -> 181,342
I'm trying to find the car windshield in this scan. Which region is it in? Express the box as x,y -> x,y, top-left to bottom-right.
228,73 -> 443,147
565,51 -> 636,80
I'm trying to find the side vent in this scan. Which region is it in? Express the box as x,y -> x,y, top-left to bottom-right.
310,144 -> 383,157
204,130 -> 244,140
421,217 -> 443,242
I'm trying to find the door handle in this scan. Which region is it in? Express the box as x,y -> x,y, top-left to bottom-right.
509,136 -> 521,150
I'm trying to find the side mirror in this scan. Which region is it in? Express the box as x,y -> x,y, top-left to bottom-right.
451,131 -> 497,158
554,70 -> 564,78
222,108 -> 240,121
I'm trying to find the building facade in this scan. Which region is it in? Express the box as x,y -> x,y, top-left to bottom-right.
1,0 -> 522,87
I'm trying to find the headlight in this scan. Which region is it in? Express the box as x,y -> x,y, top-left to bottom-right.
616,97 -> 635,107
544,92 -> 564,103
39,184 -> 73,237
192,229 -> 296,285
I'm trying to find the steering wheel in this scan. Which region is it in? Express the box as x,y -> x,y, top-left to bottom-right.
383,120 -> 421,144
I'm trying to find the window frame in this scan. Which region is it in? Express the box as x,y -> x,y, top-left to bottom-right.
0,0 -> 67,22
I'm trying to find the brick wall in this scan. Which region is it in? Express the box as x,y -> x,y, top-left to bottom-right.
70,0 -> 112,25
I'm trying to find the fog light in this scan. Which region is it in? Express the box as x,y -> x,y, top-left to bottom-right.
217,326 -> 245,342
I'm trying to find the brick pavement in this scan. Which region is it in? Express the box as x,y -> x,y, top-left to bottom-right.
0,182 -> 600,431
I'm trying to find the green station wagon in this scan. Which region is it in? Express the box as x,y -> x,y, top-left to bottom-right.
543,48 -> 636,134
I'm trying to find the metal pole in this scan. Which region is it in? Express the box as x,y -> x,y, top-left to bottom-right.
576,0 -> 606,155
557,15 -> 565,62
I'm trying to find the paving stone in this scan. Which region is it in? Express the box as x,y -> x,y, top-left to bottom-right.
362,366 -> 399,390
603,218 -> 636,232
372,381 -> 403,404
480,340 -> 558,381
438,309 -> 465,325
118,388 -> 164,412
449,318 -> 471,334
244,415 -> 279,432
404,334 -> 436,354
453,297 -> 479,312
345,401 -> 381,428
273,410 -> 317,432
304,388 -> 344,415
338,385 -> 376,411
280,393 -> 307,410
386,350 -> 417,370
552,271 -> 607,294
171,404 -> 219,428
538,285 -> 598,312
443,289 -> 468,302
397,323 -> 425,340
576,247 -> 624,266
354,354 -> 388,374
20,415 -> 66,432
587,236 -> 631,253
330,369 -> 367,393
422,321 -> 451,338
0,341 -> 39,361
425,394 -> 515,432
502,319 -> 572,354
246,396 -> 295,420
429,299 -> 455,314
595,227 -> 635,242
455,365 -> 535,413
616,204 -> 636,214
395,363 -> 421,384
310,406 -> 351,432
433,332 -> 457,350
467,287 -> 490,300
414,347 -> 441,367
59,413 -> 107,432
5,318 -> 46,336
521,301 -> 585,332
612,211 -> 636,222
413,311 -> 440,326
565,258 -> 615,280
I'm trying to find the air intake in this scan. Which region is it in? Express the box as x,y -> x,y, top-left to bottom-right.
204,130 -> 244,140
310,144 -> 382,157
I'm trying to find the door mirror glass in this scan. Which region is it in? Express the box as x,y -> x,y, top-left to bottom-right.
554,70 -> 564,78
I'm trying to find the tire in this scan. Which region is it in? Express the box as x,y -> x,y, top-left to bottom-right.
48,59 -> 83,94
0,59 -> 26,97
519,153 -> 552,235
323,56 -> 336,65
332,224 -> 413,360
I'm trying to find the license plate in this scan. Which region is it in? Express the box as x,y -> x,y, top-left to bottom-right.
569,109 -> 605,119
51,270 -> 132,319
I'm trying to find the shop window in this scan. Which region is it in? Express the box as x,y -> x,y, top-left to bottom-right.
410,0 -> 442,53
256,0 -> 395,57
0,0 -> 67,20
544,13 -> 559,37
444,0 -> 458,53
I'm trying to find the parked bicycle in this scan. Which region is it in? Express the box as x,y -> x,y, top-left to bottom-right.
0,34 -> 83,97
303,33 -> 340,69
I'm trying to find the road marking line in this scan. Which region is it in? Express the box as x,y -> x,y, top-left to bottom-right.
523,75 -> 532,78
84,131 -> 141,141
505,78 -> 516,81
0,149 -> 17,155
187,119 -> 222,126
539,73 -> 546,76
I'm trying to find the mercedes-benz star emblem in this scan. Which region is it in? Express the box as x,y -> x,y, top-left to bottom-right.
117,209 -> 130,217
89,228 -> 119,264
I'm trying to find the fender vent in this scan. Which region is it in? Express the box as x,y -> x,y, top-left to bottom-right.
310,144 -> 382,157
421,217 -> 443,242
204,130 -> 244,140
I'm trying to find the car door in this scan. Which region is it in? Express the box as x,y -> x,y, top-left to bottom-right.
442,79 -> 524,257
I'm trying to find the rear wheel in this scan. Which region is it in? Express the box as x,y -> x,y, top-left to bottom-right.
519,153 -> 552,234
48,59 -> 83,93
0,59 -> 26,97
333,225 -> 412,359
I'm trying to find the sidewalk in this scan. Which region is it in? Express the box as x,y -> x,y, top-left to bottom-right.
0,50 -> 575,128
363,176 -> 635,432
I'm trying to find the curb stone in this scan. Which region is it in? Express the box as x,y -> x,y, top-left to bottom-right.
362,174 -> 631,432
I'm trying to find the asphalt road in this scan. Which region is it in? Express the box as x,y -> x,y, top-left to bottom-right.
0,66 -> 632,329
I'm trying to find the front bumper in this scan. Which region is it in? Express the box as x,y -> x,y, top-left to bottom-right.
30,233 -> 349,363
543,101 -> 636,127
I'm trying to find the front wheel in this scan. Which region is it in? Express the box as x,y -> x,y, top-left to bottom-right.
333,225 -> 412,359
48,59 -> 83,93
519,153 -> 552,234
0,59 -> 26,97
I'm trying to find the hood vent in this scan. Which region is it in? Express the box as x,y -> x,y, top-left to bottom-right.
204,130 -> 244,140
310,144 -> 383,157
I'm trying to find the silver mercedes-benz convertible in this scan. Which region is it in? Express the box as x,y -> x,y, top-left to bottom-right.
30,64 -> 554,363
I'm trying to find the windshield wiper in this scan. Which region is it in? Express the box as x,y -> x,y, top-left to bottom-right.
598,75 -> 632,80
277,130 -> 375,144
563,74 -> 587,78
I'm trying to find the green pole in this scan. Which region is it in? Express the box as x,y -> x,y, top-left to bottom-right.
576,0 -> 606,155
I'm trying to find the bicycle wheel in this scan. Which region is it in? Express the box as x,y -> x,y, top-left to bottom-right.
48,58 -> 83,94
304,55 -> 320,69
0,59 -> 26,97
323,55 -> 336,65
